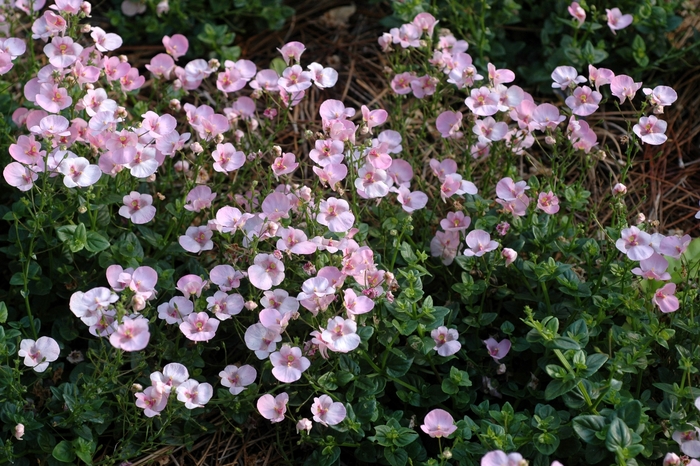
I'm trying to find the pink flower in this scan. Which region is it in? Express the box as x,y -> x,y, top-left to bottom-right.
537,191 -> 560,214
430,230 -> 460,265
606,8 -> 633,34
14,423 -> 25,441
481,451 -> 527,466
297,418 -> 313,434
90,26 -> 122,52
612,183 -> 627,195
209,265 -> 244,291
157,296 -> 194,324
435,110 -> 463,139
465,86 -> 499,116
184,186 -> 216,212
163,34 -> 188,60
464,230 -> 499,257
473,117 -> 508,142
413,12 -> 438,36
616,226 -> 653,261
109,316 -> 150,351
431,326 -> 461,356
270,345 -> 311,383
643,85 -> 677,113
322,316 -> 361,353
361,105 -> 388,131
568,2 -> 586,26
119,191 -> 156,224
421,409 -> 457,438
248,253 -> 285,290
307,62 -> 338,88
659,234 -> 691,259
344,288 -> 375,317
179,226 -> 214,254
257,392 -> 288,423
317,197 -> 355,233
35,83 -> 72,113
502,248 -> 517,266
212,142 -> 245,173
271,152 -> 299,178
487,63 -> 515,87
135,386 -> 168,417
440,211 -> 471,232
219,365 -> 257,395
484,338 -> 511,360
496,222 -> 510,236
176,274 -> 207,299
610,75 -> 642,104
206,291 -> 244,320
176,379 -> 213,409
245,323 -> 282,359
44,36 -> 83,68
397,187 -> 428,213
565,86 -> 601,116
551,66 -> 586,90
3,163 -> 38,192
311,395 -> 347,426
391,72 -> 415,95
653,283 -> 680,313
278,41 -> 305,65
278,65 -> 312,92
179,312 -> 219,341
631,253 -> 671,280
18,337 -> 60,372
633,115 -> 667,145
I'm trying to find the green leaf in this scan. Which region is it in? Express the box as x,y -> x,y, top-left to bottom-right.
52,441 -> 76,463
384,348 -> 413,377
85,231 -> 110,253
552,336 -> 580,350
0,301 -> 7,323
400,242 -> 418,263
384,448 -> 408,466
605,418 -> 632,452
73,437 -> 95,465
581,353 -> 608,377
545,379 -> 578,400
617,400 -> 642,430
573,415 -> 607,444
535,432 -> 560,455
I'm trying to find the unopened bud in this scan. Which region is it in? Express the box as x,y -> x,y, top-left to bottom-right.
81,1 -> 91,16
131,294 -> 146,312
251,89 -> 263,99
85,82 -> 94,90
215,133 -> 224,144
191,142 -> 203,154
119,55 -> 128,63
174,160 -> 190,172
131,383 -> 143,392
496,363 -> 506,374
169,99 -> 181,111
208,58 -> 220,71
544,135 -> 556,145
80,24 -> 91,33
272,145 -> 282,157
636,213 -> 646,225
156,192 -> 165,200
116,106 -> 128,118
612,183 -> 627,195
146,173 -> 157,182
244,301 -> 258,311
78,205 -> 87,214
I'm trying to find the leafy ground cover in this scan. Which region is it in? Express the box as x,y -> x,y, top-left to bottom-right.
1,0 -> 700,465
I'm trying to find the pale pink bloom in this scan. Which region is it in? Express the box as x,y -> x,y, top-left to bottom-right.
313,163 -> 348,191
464,230 -> 499,257
473,117 -> 508,142
421,409 -> 457,438
610,75 -> 641,104
44,36 -> 83,68
211,142 -> 245,173
319,99 -> 355,127
391,72 -> 415,95
278,65 -> 312,93
484,337 -> 511,360
343,288 -> 374,317
387,159 -> 414,186
537,191 -> 560,214
128,266 -> 158,300
411,75 -> 438,98
206,291 -> 244,320
440,211 -> 471,232
435,110 -> 463,139
659,234 -> 691,259
176,379 -> 213,409
179,312 -> 219,341
18,337 -> 60,372
487,63 -> 514,87
184,186 -> 216,213
413,12 -> 438,36
179,226 -> 214,254
631,253 -> 671,280
58,154 -> 101,188
250,69 -> 280,91
310,139 -> 344,166
643,85 -> 677,112
135,386 -> 167,417
317,197 -> 355,233
502,248 -> 517,266
431,326 -> 461,356
278,41 -> 305,65
272,152 -> 299,178
150,363 -> 190,393
616,226 -> 653,261
429,159 -> 458,182
652,284 -> 679,314
14,423 -> 25,441
270,345 -> 310,383
209,265 -> 244,291
633,115 -> 667,145
121,0 -> 146,15
588,65 -> 615,91
440,173 -> 478,202
568,117 -> 598,153
297,277 -> 335,301
163,34 -> 188,60
245,323 -> 282,359
496,222 -> 510,236
157,296 -> 194,324
322,316 -> 360,353
119,191 -> 156,224
90,26 -> 122,52
672,429 -> 700,457
176,274 -> 206,299
118,67 -> 145,92
612,183 -> 627,195
297,418 -> 313,434
257,392 -> 288,423
311,395 -> 346,426
530,103 -> 566,131
110,316 -> 150,351
276,227 -> 317,255
262,289 -> 300,313
70,287 -> 118,325
551,66 -> 586,90
664,453 -> 681,466
568,2 -> 586,26
481,451 -> 527,466
248,254 -> 285,290
220,365 -> 257,395
307,62 -> 338,88
465,86 -> 499,116
565,86 -> 601,116
145,53 -> 175,79
396,186 -> 428,213
606,8 -> 633,34
3,163 -> 37,191
361,105 -> 388,130
431,231 -> 460,265
35,83 -> 72,113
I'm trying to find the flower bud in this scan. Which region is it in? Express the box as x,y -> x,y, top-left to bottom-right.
81,1 -> 92,16
172,79 -> 182,91
251,89 -> 263,99
131,383 -> 143,392
131,294 -> 146,312
296,418 -> 312,434
156,0 -> 169,15
612,183 -> 627,195
263,107 -> 278,119
174,160 -> 190,172
14,424 -> 24,441
146,173 -> 157,183
215,133 -> 224,144
85,82 -> 94,90
502,248 -> 517,266
663,453 -> 681,466
244,301 -> 258,311
272,145 -> 282,157
545,135 -> 556,145
78,205 -> 87,214
191,142 -> 203,154
636,213 -> 646,225
208,58 -> 220,71
496,363 -> 507,374
80,24 -> 91,33
119,55 -> 128,63
169,99 -> 181,111
302,262 -> 317,276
